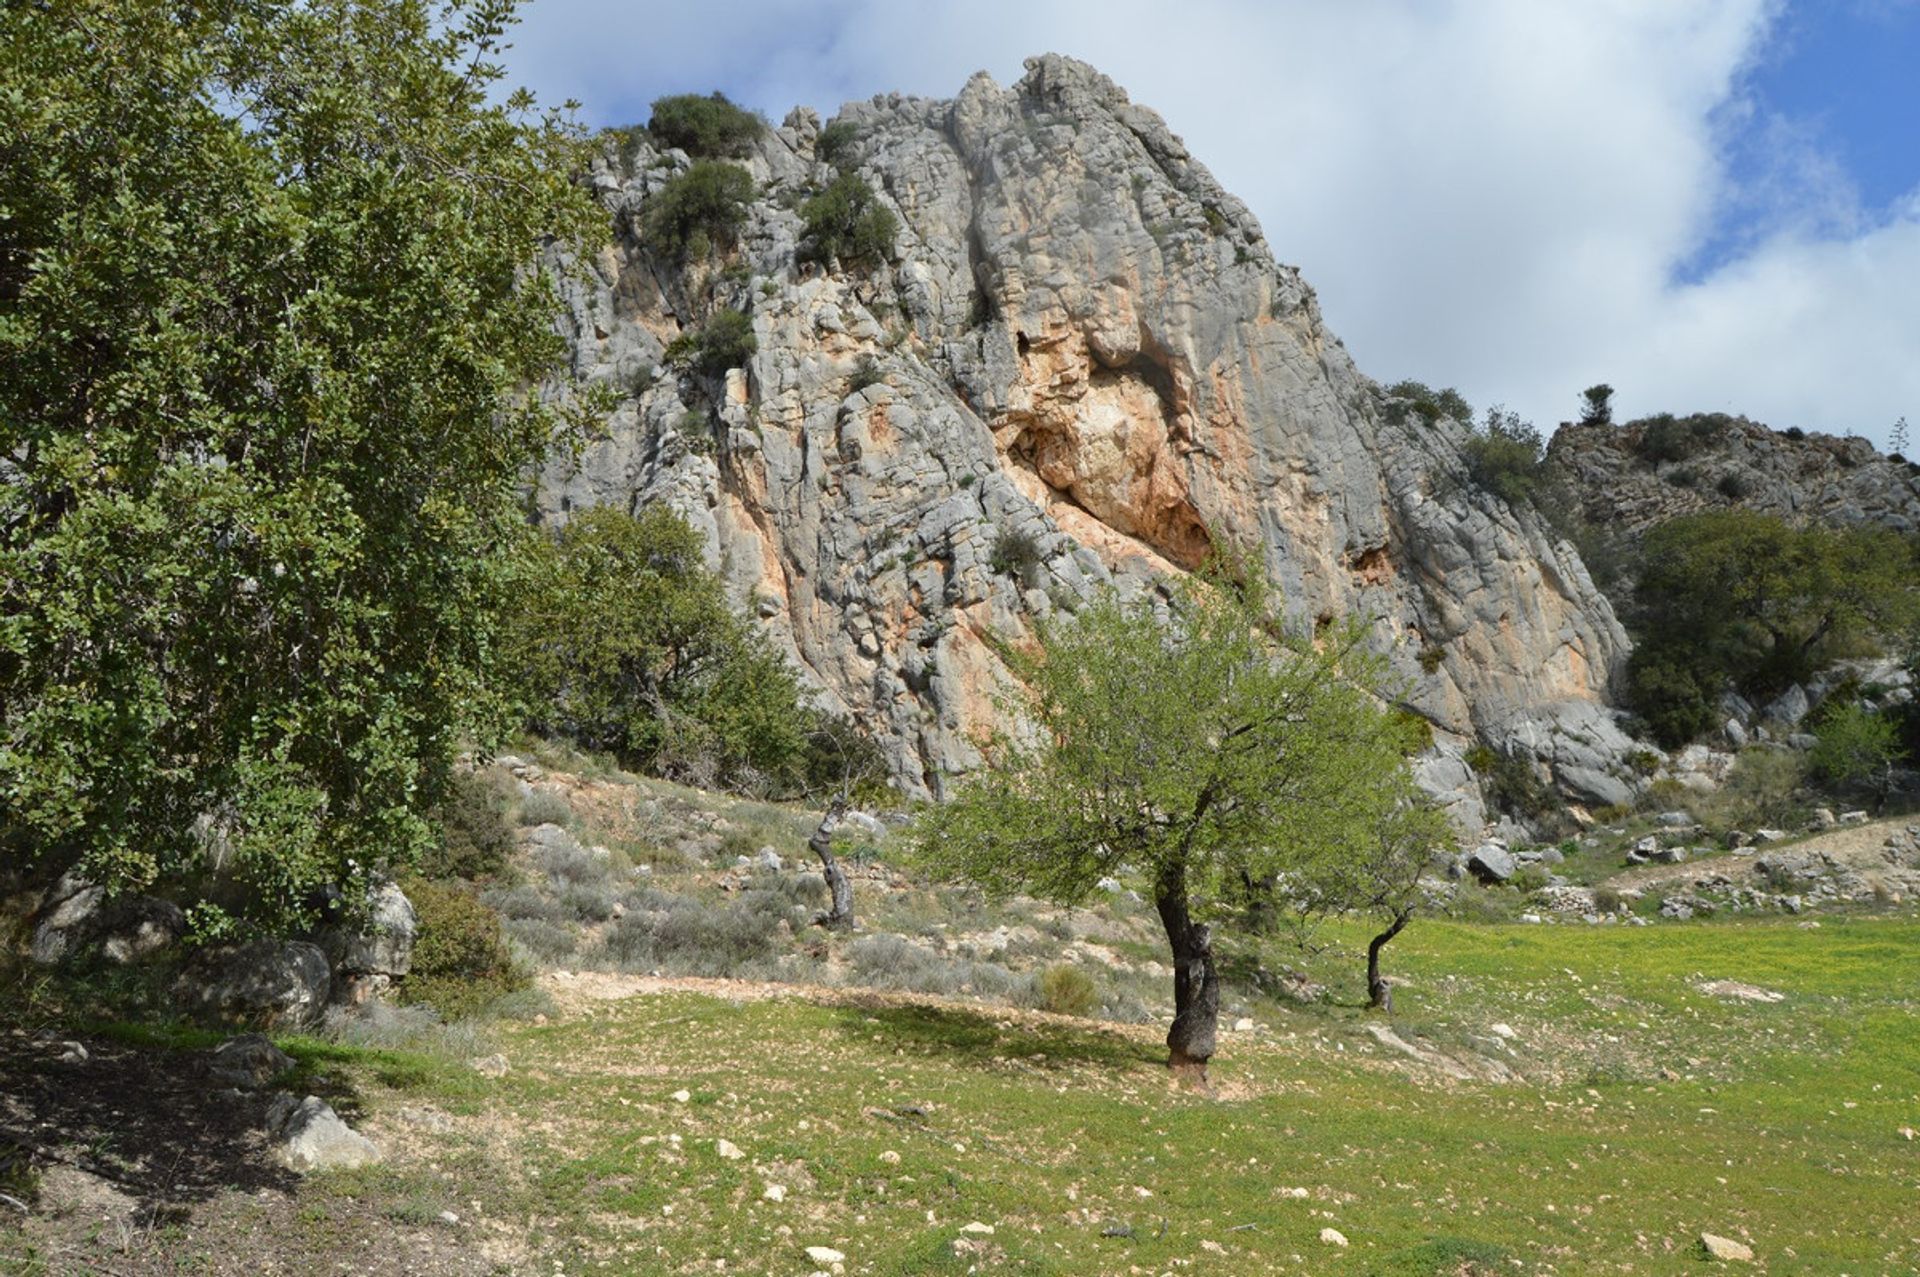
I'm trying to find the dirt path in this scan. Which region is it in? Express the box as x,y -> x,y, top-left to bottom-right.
1603,814 -> 1915,892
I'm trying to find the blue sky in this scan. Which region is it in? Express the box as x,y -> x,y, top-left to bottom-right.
500,1 -> 1920,450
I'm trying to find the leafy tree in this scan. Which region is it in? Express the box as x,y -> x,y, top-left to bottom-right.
1625,511 -> 1920,745
915,568 -> 1428,1083
1808,703 -> 1904,806
647,91 -> 765,158
1294,801 -> 1452,1010
798,171 -> 898,268
1462,406 -> 1546,507
0,0 -> 603,935
641,160 -> 755,261
1382,381 -> 1472,428
663,308 -> 758,378
1578,384 -> 1615,426
512,505 -> 848,798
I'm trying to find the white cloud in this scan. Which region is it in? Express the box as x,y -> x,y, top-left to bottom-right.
502,0 -> 1919,448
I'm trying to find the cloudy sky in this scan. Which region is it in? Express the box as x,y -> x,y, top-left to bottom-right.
499,1 -> 1919,450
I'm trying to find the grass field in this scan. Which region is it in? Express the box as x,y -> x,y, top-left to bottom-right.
12,911 -> 1914,1275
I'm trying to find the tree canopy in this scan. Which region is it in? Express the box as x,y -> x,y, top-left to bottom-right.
1625,511 -> 1920,746
0,0 -> 603,935
916,570 -> 1433,1079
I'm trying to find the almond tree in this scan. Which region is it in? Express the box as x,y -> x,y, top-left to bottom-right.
915,569 -> 1426,1084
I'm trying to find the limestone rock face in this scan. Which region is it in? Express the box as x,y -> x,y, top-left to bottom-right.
1548,416 -> 1920,540
541,55 -> 1633,816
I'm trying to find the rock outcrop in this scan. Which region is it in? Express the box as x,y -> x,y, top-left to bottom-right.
1547,415 -> 1920,541
541,56 -> 1636,821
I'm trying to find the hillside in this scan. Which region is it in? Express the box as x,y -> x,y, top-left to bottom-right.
539,55 -> 1642,825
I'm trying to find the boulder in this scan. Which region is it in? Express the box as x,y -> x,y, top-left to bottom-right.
1700,1233 -> 1754,1262
1761,685 -> 1811,729
316,880 -> 416,980
178,940 -> 332,1029
266,1093 -> 381,1173
1466,844 -> 1516,884
209,1033 -> 295,1088
28,872 -> 105,965
752,847 -> 784,872
1648,846 -> 1689,864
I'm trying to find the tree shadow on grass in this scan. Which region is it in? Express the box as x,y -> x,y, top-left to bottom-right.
831,999 -> 1161,1073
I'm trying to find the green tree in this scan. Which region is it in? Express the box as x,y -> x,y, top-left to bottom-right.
1294,801 -> 1453,1010
798,171 -> 899,268
647,91 -> 765,158
641,160 -> 755,261
1578,384 -> 1614,426
1461,406 -> 1547,507
1808,704 -> 1904,807
1625,511 -> 1920,745
512,505 -> 846,798
914,569 -> 1429,1082
0,0 -> 603,935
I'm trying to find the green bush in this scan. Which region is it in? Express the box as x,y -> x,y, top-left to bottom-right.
420,770 -> 516,881
647,92 -> 765,158
509,505 -> 868,798
815,120 -> 859,168
1578,384 -> 1613,426
1633,413 -> 1723,464
1383,381 -> 1472,428
1625,653 -> 1715,749
517,789 -> 574,827
1809,703 -> 1903,790
848,355 -> 885,393
989,527 -> 1044,585
664,307 -> 757,377
399,878 -> 528,1021
1461,406 -> 1546,506
1036,963 -> 1098,1017
641,161 -> 754,261
798,171 -> 898,268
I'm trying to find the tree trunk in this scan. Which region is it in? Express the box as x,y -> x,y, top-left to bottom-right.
1154,861 -> 1218,1085
809,797 -> 854,930
1367,910 -> 1410,1011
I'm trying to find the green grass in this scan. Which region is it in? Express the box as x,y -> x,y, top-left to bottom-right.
231,912 -> 1919,1275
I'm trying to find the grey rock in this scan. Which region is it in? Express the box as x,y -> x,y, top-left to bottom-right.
1466,844 -> 1516,883
1755,828 -> 1789,843
540,55 -> 1637,819
28,872 -> 105,965
1810,808 -> 1837,831
1648,846 -> 1689,864
1656,810 -> 1695,828
210,1033 -> 295,1088
1723,718 -> 1749,748
265,1093 -> 381,1173
315,881 -> 416,982
1536,847 -> 1565,865
752,847 -> 784,872
177,940 -> 332,1029
1763,686 -> 1812,729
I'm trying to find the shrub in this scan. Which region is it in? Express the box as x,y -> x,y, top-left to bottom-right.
989,527 -> 1044,585
399,878 -> 528,1021
647,92 -> 765,158
1808,703 -> 1903,790
798,171 -> 898,268
848,355 -> 885,393
641,161 -> 754,260
518,789 -> 573,827
1418,644 -> 1445,674
664,307 -> 757,377
505,916 -> 578,964
602,898 -> 783,976
1625,653 -> 1716,750
1461,406 -> 1545,506
1578,384 -> 1614,426
1036,964 -> 1098,1017
422,770 -> 515,881
1383,381 -> 1472,428
1716,471 -> 1753,500
815,120 -> 859,168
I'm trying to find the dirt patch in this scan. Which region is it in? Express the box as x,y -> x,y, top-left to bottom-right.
1604,816 -> 1913,892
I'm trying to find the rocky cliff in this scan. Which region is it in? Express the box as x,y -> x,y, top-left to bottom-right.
539,56 -> 1641,823
1547,415 -> 1920,541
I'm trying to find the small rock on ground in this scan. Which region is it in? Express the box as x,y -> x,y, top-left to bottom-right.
1319,1228 -> 1349,1246
1701,1233 -> 1754,1261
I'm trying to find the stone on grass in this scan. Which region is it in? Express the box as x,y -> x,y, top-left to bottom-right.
763,1183 -> 787,1201
959,1221 -> 994,1235
715,1138 -> 745,1160
469,1053 -> 510,1078
1319,1227 -> 1349,1246
1466,844 -> 1515,883
210,1033 -> 295,1088
178,940 -> 331,1029
1700,1233 -> 1754,1262
266,1093 -> 381,1172
804,1246 -> 845,1264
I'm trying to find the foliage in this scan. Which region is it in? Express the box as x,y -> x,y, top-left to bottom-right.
419,771 -> 516,882
798,171 -> 899,268
915,567 -> 1424,943
0,0 -> 604,934
1623,510 -> 1920,746
663,308 -> 758,377
1808,703 -> 1904,793
509,505 -> 861,798
1035,964 -> 1099,1017
1461,406 -> 1547,507
646,91 -> 765,158
988,527 -> 1044,586
1464,744 -> 1564,829
640,160 -> 755,261
1634,413 -> 1725,464
848,355 -> 885,393
517,790 -> 574,828
1892,416 -> 1910,458
1383,380 -> 1472,428
815,119 -> 859,168
1578,384 -> 1614,426
398,877 -> 528,1021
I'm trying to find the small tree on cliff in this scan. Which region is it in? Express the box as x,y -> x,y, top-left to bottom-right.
915,568 -> 1422,1083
